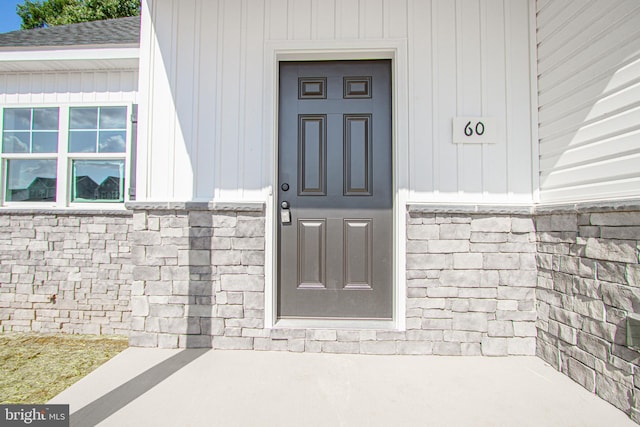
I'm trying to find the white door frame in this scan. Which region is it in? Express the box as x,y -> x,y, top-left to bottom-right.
262,39 -> 409,330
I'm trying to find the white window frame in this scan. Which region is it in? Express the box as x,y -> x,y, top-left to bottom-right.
0,102 -> 134,209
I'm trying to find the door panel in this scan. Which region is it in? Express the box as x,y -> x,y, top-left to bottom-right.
298,115 -> 327,195
298,219 -> 326,289
278,60 -> 392,320
344,114 -> 372,195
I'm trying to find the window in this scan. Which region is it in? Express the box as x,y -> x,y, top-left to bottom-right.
2,108 -> 59,202
1,105 -> 132,207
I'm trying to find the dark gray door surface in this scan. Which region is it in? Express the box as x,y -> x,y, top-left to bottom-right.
277,60 -> 392,319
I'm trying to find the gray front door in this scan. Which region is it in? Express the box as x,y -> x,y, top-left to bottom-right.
277,60 -> 393,320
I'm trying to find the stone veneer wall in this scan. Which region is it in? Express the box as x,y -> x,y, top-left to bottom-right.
0,211 -> 132,335
405,208 -> 538,355
129,204 -> 538,355
535,204 -> 640,422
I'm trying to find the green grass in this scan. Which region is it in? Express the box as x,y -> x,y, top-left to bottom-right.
0,333 -> 128,404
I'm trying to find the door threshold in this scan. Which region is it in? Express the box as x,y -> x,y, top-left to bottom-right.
274,318 -> 397,330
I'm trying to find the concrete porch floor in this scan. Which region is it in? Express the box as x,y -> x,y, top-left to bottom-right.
50,348 -> 635,427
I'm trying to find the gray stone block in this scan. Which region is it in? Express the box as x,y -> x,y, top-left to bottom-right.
577,331 -> 611,361
601,226 -> 640,240
468,299 -> 497,313
595,373 -> 632,413
407,225 -> 439,240
450,300 -> 470,312
600,282 -> 640,312
443,330 -> 482,343
179,335 -> 212,348
217,305 -> 244,319
481,336 -> 508,356
406,330 -> 444,341
452,312 -> 488,332
212,336 -> 253,350
131,296 -> 149,316
513,322 -> 537,337
426,287 -> 459,298
459,288 -> 497,299
453,253 -> 483,269
496,287 -> 534,300
133,266 -> 160,281
157,334 -> 179,349
507,337 -> 535,355
488,320 -> 513,337
590,212 -> 640,227
471,217 -> 511,233
221,274 -> 263,292
498,270 -> 537,287
421,318 -> 453,330
360,340 -> 396,355
406,254 -> 450,270
440,224 -> 471,240
309,330 -> 337,341
627,265 -> 640,287
572,295 -> 605,321
396,341 -> 433,355
149,304 -> 184,318
511,217 -> 535,233
254,338 -> 289,351
407,298 -> 445,310
440,270 -> 481,288
484,253 -> 520,270
129,332 -> 158,347
232,237 -> 264,250
471,231 -> 509,243
236,219 -> 265,237
585,238 -> 637,263
428,240 -> 470,253
322,341 -> 361,354
433,341 -> 461,355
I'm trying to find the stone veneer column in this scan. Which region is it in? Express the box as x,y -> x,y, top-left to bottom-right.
127,202 -> 265,348
405,206 -> 538,356
535,201 -> 640,422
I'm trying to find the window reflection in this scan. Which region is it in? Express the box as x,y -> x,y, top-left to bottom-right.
70,108 -> 98,129
6,159 -> 57,202
99,107 -> 127,129
72,160 -> 124,202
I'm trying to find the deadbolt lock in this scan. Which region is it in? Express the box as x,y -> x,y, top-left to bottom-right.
280,201 -> 291,224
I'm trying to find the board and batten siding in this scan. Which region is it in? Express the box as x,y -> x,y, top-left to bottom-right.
138,0 -> 535,203
537,0 -> 640,203
0,70 -> 139,105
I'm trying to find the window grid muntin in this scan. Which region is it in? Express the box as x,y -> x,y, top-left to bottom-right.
69,106 -> 127,154
2,107 -> 59,154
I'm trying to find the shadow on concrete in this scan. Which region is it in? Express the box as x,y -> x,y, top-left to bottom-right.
70,349 -> 208,427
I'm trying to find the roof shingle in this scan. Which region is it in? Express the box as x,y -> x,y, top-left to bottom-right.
0,16 -> 140,48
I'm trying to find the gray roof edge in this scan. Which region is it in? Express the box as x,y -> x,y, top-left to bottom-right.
0,16 -> 140,48
0,43 -> 139,52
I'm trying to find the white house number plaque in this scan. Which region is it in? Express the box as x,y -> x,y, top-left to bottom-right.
452,117 -> 497,144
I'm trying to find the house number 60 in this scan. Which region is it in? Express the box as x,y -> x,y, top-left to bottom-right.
464,121 -> 485,137
453,117 -> 495,144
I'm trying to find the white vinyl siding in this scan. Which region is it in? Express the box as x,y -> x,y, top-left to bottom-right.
138,0 -> 535,204
537,0 -> 640,203
0,70 -> 138,105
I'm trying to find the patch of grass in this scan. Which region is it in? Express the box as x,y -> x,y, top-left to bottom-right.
0,333 -> 128,404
